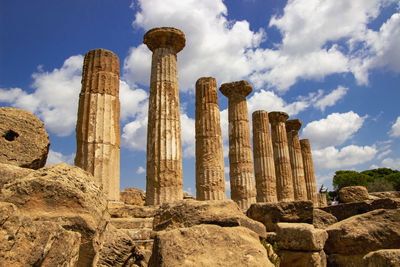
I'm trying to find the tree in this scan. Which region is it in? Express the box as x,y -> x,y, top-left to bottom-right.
332,170 -> 370,191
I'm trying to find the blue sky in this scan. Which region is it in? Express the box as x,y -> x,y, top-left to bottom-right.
1,0 -> 400,195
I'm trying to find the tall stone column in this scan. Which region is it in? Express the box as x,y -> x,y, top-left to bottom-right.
75,48 -> 121,201
286,119 -> 308,201
143,27 -> 185,205
300,139 -> 318,204
195,77 -> 226,200
252,110 -> 277,202
220,81 -> 256,209
269,111 -> 294,202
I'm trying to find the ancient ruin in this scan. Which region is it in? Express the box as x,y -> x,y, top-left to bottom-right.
220,81 -> 256,209
252,110 -> 277,202
300,139 -> 318,204
75,48 -> 121,201
286,119 -> 308,201
143,27 -> 185,205
195,77 -> 226,200
269,111 -> 295,202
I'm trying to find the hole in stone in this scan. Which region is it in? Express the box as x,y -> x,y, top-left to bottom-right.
3,130 -> 19,141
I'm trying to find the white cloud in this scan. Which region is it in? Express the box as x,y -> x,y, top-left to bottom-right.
313,86 -> 348,112
224,167 -> 230,174
302,111 -> 366,149
313,145 -> 377,170
136,166 -> 146,174
377,149 -> 392,160
389,116 -> 400,137
381,157 -> 400,170
119,80 -> 148,121
181,113 -> 196,158
46,150 -> 75,165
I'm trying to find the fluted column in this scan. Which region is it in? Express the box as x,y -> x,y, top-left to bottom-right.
144,27 -> 185,205
75,48 -> 121,201
286,119 -> 308,201
220,81 -> 256,209
252,110 -> 277,202
269,111 -> 294,202
195,77 -> 226,200
300,139 -> 318,204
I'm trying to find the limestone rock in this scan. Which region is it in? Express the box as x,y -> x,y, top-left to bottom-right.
369,191 -> 400,199
363,249 -> 400,267
108,202 -> 158,218
120,187 -> 146,205
149,224 -> 274,267
276,223 -> 328,251
0,107 -> 49,169
0,202 -> 81,266
153,199 -> 266,238
98,224 -> 146,267
320,198 -> 400,221
246,200 -> 313,231
0,162 -> 33,190
279,250 -> 326,267
327,254 -> 365,267
338,186 -> 369,203
0,163 -> 109,266
325,209 -> 400,256
313,208 -> 337,229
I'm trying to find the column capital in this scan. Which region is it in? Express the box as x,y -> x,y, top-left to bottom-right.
143,27 -> 186,53
269,111 -> 289,124
300,139 -> 311,152
252,110 -> 268,119
286,119 -> 302,132
219,80 -> 252,98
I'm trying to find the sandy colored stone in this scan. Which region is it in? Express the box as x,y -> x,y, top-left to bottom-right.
120,187 -> 146,205
286,119 -> 308,201
252,110 -> 277,202
246,200 -> 314,231
220,81 -> 256,209
369,191 -> 400,199
0,202 -> 81,267
0,107 -> 49,169
339,185 -> 369,203
363,249 -> 400,267
195,77 -> 226,200
149,224 -> 274,267
327,254 -> 365,267
0,163 -> 109,266
269,111 -> 294,202
108,202 -> 159,218
144,27 -> 185,205
75,48 -> 121,201
0,162 -> 33,190
153,199 -> 266,238
276,223 -> 328,251
300,139 -> 318,204
325,209 -> 400,256
313,208 -> 337,229
279,250 -> 326,267
317,193 -> 328,207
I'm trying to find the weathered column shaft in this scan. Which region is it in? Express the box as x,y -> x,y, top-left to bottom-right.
75,48 -> 121,201
269,112 -> 294,202
220,81 -> 256,209
144,27 -> 185,205
286,119 -> 308,201
300,139 -> 318,204
195,77 -> 226,200
252,110 -> 277,202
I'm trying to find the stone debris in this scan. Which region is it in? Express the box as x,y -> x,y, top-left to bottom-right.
0,107 -> 49,169
220,80 -> 256,210
338,185 -> 369,203
252,110 -> 277,202
278,250 -> 326,267
312,208 -> 337,229
75,48 -> 121,202
363,249 -> 400,267
195,77 -> 225,200
144,27 -> 185,205
120,187 -> 146,206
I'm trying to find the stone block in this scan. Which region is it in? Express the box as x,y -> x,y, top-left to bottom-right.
313,208 -> 337,229
338,186 -> 369,203
276,223 -> 328,251
120,187 -> 146,205
363,249 -> 400,267
279,250 -> 326,267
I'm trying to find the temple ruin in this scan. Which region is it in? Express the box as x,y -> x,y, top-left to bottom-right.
300,139 -> 319,204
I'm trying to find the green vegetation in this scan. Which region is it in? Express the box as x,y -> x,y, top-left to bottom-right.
332,168 -> 400,192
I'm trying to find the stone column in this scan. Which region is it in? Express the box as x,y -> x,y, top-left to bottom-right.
300,139 -> 318,204
286,119 -> 308,201
252,110 -> 277,202
220,81 -> 256,209
269,111 -> 294,202
195,77 -> 226,200
75,48 -> 121,201
143,27 -> 185,205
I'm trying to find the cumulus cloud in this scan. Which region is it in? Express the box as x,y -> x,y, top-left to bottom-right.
46,150 -> 75,165
181,113 -> 196,158
302,111 -> 367,149
313,145 -> 377,170
136,166 -> 146,174
389,116 -> 400,137
381,157 -> 400,170
313,86 -> 348,112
